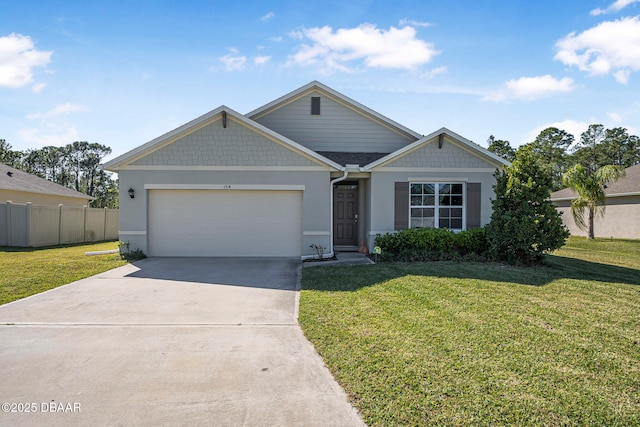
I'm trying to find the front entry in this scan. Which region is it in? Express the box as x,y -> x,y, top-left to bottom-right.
333,183 -> 358,246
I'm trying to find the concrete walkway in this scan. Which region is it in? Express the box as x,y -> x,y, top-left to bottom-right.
0,258 -> 364,426
303,251 -> 374,268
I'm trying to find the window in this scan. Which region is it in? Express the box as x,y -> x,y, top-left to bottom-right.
311,96 -> 320,115
410,183 -> 464,230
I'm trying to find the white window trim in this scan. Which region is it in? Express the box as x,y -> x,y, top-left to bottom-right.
408,182 -> 467,231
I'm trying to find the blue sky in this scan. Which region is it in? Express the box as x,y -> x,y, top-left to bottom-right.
1,0 -> 639,160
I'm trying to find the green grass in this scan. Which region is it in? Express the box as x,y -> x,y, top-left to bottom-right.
300,237 -> 640,426
0,242 -> 127,305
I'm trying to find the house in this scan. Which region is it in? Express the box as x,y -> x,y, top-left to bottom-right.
550,163 -> 640,239
0,162 -> 93,207
103,81 -> 508,258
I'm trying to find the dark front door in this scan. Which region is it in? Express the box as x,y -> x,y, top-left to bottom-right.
334,184 -> 358,246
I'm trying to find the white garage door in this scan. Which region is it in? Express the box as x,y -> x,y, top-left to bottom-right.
148,189 -> 303,257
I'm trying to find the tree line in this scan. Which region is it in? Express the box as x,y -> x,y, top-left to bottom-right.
0,139 -> 118,208
487,124 -> 638,240
487,124 -> 639,191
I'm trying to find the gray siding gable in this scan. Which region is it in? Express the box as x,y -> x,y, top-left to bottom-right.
131,117 -> 318,167
251,90 -> 417,153
381,138 -> 498,169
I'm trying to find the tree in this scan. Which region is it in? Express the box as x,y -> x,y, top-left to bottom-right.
487,135 -> 516,161
519,127 -> 574,191
0,139 -> 21,167
562,164 -> 626,239
601,127 -> 640,168
0,139 -> 118,208
486,146 -> 569,265
88,170 -> 119,208
571,124 -> 607,174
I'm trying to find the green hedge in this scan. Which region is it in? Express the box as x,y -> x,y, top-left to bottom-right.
374,228 -> 489,262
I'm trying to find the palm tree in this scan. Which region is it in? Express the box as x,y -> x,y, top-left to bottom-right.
562,164 -> 626,239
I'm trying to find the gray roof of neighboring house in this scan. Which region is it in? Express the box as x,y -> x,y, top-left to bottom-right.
0,162 -> 93,201
316,151 -> 389,167
550,163 -> 640,200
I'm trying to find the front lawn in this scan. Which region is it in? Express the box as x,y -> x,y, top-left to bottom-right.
299,237 -> 640,426
0,242 -> 127,305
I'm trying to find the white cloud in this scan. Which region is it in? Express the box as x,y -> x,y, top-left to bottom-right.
21,103 -> 87,146
421,66 -> 447,78
524,119 -> 590,145
0,33 -> 52,88
219,53 -> 247,71
286,24 -> 439,73
18,125 -> 79,147
31,82 -> 46,93
399,19 -> 431,28
555,16 -> 640,84
269,36 -> 283,42
26,102 -> 87,120
260,11 -> 275,22
607,111 -> 622,122
590,0 -> 640,15
254,55 -> 271,65
484,75 -> 576,101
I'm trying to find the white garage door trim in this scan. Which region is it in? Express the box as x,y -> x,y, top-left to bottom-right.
145,184 -> 305,191
148,188 -> 303,257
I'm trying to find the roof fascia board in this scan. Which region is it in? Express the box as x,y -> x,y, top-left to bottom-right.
0,187 -> 94,200
103,106 -> 229,170
551,191 -> 640,201
103,105 -> 343,171
363,127 -> 511,170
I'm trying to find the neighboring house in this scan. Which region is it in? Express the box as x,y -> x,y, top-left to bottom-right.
0,162 -> 93,207
103,81 -> 508,258
550,163 -> 640,239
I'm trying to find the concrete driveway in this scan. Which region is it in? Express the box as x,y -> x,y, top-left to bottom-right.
0,257 -> 364,426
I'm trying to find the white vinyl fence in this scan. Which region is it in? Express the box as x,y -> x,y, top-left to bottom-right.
0,202 -> 118,247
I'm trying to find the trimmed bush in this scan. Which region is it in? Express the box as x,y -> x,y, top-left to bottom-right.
375,227 -> 489,262
454,228 -> 489,256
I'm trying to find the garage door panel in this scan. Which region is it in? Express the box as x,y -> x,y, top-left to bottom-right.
148,190 -> 302,257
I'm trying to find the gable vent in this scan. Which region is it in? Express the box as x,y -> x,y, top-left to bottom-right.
311,97 -> 321,115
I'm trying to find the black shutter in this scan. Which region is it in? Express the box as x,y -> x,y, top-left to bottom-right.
311,97 -> 321,115
394,182 -> 409,230
466,183 -> 481,229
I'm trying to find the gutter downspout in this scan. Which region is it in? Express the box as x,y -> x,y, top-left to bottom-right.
329,164 -> 361,258
301,164 -> 360,261
323,169 -> 349,260
300,168 -> 348,261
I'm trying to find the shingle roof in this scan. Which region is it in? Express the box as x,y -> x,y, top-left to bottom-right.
550,163 -> 640,200
316,151 -> 389,167
0,162 -> 93,201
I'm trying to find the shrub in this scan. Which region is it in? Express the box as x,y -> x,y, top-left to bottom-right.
454,228 -> 489,256
375,228 -> 488,262
486,146 -> 569,265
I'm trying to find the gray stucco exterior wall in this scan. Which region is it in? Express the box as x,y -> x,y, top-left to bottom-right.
366,170 -> 498,249
118,169 -> 332,257
553,196 -> 640,239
